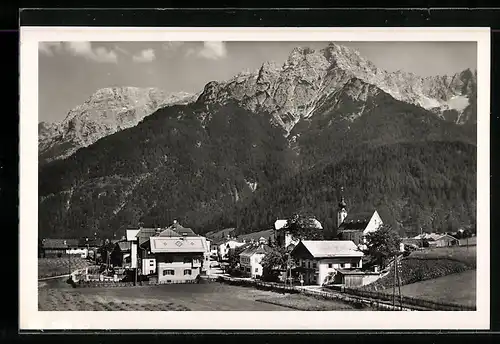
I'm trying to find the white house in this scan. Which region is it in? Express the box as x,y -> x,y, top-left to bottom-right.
149,236 -> 206,284
290,240 -> 364,286
239,237 -> 273,278
126,229 -> 141,269
65,247 -> 88,258
218,239 -> 246,260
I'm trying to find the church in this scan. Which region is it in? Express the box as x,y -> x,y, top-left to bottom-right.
336,194 -> 384,248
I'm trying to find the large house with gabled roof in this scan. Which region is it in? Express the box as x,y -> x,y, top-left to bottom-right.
239,237 -> 274,278
133,220 -> 210,282
290,240 -> 364,286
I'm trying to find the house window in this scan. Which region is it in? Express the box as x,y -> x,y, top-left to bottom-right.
149,262 -> 154,266
313,262 -> 317,269
340,263 -> 345,268
328,263 -> 333,268
255,268 -> 258,273
302,261 -> 306,267
246,267 -> 251,272
184,269 -> 192,276
149,270 -> 154,275
163,269 -> 174,276
308,262 -> 311,268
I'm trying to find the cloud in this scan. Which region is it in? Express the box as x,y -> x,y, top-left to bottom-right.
114,45 -> 131,56
39,41 -> 118,63
66,42 -> 117,63
39,42 -> 63,56
132,48 -> 156,63
198,41 -> 227,60
185,41 -> 228,60
162,41 -> 184,51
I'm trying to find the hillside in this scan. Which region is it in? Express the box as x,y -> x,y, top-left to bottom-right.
212,140 -> 476,237
38,42 -> 477,239
39,101 -> 294,238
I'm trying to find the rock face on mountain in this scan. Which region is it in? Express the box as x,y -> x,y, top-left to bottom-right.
197,43 -> 477,134
39,87 -> 196,164
38,43 -> 478,239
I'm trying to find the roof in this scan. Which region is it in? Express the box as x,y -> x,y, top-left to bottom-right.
116,241 -> 132,251
126,229 -> 140,241
240,244 -> 273,257
294,240 -> 364,258
413,233 -> 445,241
338,211 -> 375,231
164,222 -> 197,236
237,229 -> 275,242
205,228 -> 236,240
157,228 -> 180,237
42,239 -> 79,249
136,228 -> 158,246
274,219 -> 288,230
149,237 -> 206,253
336,269 -> 382,276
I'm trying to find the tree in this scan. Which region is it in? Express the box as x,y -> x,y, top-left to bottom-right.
365,224 -> 401,269
283,213 -> 324,242
260,246 -> 295,283
227,244 -> 248,273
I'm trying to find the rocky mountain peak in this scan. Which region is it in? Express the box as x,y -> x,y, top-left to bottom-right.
39,87 -> 196,164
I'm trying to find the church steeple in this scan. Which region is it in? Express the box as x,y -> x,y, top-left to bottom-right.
337,187 -> 348,228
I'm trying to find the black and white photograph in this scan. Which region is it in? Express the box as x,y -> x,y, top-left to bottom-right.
20,27 -> 490,330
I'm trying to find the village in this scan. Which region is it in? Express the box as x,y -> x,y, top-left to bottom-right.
38,195 -> 477,311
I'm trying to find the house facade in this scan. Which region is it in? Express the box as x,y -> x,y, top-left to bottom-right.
239,238 -> 273,278
411,233 -> 459,248
290,240 -> 364,286
110,240 -> 132,267
149,236 -> 206,283
126,229 -> 141,269
41,239 -> 79,258
136,228 -> 158,276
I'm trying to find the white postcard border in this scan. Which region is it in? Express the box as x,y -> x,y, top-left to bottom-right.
20,27 -> 491,330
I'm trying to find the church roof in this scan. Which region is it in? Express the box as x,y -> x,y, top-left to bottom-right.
338,211 -> 376,231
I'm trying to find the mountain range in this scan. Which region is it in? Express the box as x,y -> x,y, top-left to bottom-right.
38,43 -> 477,239
39,87 -> 197,164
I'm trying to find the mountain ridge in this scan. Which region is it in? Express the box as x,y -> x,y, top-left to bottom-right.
38,42 -> 477,240
39,87 -> 198,164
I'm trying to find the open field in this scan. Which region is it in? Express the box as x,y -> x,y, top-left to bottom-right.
38,278 -> 367,311
38,257 -> 94,279
409,245 -> 476,267
380,270 -> 476,307
361,245 -> 476,293
256,293 -> 371,311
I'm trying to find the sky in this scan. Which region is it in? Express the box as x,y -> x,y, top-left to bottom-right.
38,41 -> 477,123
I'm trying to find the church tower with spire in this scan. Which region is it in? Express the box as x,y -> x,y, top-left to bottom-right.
337,187 -> 348,228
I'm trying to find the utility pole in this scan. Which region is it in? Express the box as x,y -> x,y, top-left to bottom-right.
397,255 -> 403,310
392,254 -> 396,307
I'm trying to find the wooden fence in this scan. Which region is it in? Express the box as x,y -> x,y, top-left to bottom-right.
340,286 -> 476,311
